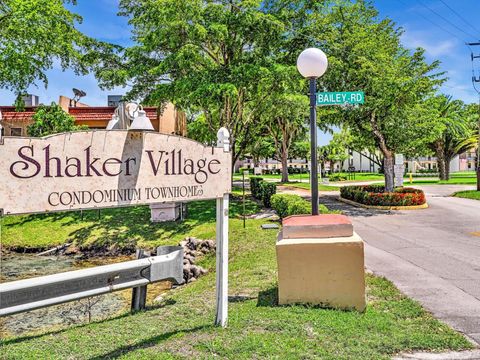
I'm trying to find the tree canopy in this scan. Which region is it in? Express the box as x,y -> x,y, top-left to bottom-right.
0,0 -> 103,97
27,103 -> 86,137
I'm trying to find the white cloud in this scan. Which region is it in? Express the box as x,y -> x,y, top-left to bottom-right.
401,31 -> 457,57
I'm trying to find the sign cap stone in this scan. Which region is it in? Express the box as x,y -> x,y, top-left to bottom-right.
281,214 -> 353,239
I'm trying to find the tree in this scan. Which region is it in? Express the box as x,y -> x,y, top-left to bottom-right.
318,132 -> 350,174
262,94 -> 308,182
426,95 -> 476,180
319,3 -> 443,191
93,0 -> 287,168
0,0 -> 101,98
456,103 -> 480,190
290,140 -> 310,162
27,103 -> 86,137
245,137 -> 275,167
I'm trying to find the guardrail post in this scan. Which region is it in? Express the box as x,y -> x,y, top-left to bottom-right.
131,249 -> 149,311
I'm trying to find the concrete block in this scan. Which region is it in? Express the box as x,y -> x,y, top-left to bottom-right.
150,203 -> 180,222
282,214 -> 353,239
276,232 -> 366,311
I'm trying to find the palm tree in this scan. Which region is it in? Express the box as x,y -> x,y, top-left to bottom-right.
428,95 -> 476,180
456,129 -> 479,190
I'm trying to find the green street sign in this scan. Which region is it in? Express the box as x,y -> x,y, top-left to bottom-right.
317,91 -> 365,106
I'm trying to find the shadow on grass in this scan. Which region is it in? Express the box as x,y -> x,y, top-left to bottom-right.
257,286 -> 362,312
88,325 -> 211,360
4,198 -> 261,251
257,287 -> 279,307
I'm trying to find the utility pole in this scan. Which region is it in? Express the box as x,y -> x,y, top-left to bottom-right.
467,42 -> 480,191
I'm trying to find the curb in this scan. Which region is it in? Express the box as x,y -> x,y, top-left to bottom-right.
337,196 -> 429,210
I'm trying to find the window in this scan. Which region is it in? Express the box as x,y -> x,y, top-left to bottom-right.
10,128 -> 22,136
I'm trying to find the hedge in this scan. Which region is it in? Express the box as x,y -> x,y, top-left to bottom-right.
271,194 -> 333,219
340,185 -> 426,206
259,182 -> 276,207
250,177 -> 264,199
250,177 -> 276,207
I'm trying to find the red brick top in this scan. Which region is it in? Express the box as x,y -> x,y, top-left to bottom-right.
0,111 -> 35,122
69,107 -> 158,122
283,214 -> 352,227
0,106 -> 159,123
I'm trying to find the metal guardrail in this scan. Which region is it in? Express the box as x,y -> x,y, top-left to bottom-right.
0,246 -> 183,317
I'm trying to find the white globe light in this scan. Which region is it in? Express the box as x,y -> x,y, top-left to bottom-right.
296,48 -> 328,78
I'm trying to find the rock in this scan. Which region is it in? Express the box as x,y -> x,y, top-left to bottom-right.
153,295 -> 163,303
190,265 -> 201,278
205,240 -> 215,249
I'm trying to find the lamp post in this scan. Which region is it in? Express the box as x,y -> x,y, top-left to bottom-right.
297,48 -> 328,215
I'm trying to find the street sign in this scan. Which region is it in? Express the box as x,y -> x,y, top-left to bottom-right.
317,91 -> 365,106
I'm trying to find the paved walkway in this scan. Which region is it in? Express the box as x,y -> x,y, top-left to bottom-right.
277,184 -> 480,346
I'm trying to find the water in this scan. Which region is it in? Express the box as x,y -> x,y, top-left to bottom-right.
0,253 -> 169,337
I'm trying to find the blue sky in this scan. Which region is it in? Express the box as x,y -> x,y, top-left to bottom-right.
1,0 -> 479,144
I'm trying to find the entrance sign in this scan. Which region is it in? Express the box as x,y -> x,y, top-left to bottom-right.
317,91 -> 365,106
0,128 -> 231,327
0,130 -> 231,215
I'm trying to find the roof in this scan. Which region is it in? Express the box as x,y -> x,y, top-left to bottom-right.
68,107 -> 158,122
0,111 -> 36,123
0,106 -> 159,124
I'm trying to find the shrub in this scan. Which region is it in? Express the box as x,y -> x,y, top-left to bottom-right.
249,177 -> 263,199
329,173 -> 347,182
259,181 -> 276,207
250,177 -> 276,207
340,185 -> 426,207
271,194 -> 336,219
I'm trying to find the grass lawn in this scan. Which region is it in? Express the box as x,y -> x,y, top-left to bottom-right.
0,203 -> 472,358
279,181 -> 338,191
234,172 -> 384,182
0,196 -> 261,252
453,190 -> 480,201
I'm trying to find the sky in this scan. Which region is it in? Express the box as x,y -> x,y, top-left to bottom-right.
1,0 -> 479,144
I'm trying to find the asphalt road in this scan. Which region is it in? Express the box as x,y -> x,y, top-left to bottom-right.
316,185 -> 480,345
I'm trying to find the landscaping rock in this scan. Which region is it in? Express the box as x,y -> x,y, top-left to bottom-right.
178,237 -> 214,283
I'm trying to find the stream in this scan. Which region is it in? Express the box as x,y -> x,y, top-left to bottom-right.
0,252 -> 169,338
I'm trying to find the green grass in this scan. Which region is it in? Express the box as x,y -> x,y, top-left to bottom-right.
234,172 -> 384,182
279,181 -> 338,191
0,196 -> 261,252
453,190 -> 480,200
0,206 -> 472,359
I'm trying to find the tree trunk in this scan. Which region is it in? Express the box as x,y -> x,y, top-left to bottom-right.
445,158 -> 451,181
434,141 -> 448,180
369,111 -> 394,191
383,155 -> 395,192
477,165 -> 480,192
281,155 -> 289,183
281,144 -> 288,182
477,153 -> 480,191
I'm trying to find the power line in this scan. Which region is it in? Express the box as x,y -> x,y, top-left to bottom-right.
396,0 -> 469,45
437,0 -> 480,37
416,0 -> 478,40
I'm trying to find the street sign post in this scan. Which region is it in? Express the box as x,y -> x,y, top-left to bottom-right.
317,91 -> 365,106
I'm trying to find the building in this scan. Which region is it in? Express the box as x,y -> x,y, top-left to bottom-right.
0,95 -> 186,137
235,157 -> 309,173
341,150 -> 476,174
